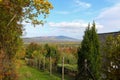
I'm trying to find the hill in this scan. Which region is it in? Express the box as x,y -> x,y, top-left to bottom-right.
23,36 -> 80,43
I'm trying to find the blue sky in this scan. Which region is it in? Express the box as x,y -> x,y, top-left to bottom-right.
23,0 -> 120,39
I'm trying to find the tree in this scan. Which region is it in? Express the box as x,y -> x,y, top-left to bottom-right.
26,42 -> 40,58
89,22 -> 101,80
103,35 -> 120,79
77,22 -> 101,80
44,44 -> 58,75
0,0 -> 53,79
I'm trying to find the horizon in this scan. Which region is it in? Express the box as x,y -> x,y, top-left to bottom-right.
22,31 -> 120,40
22,35 -> 80,40
23,0 -> 120,39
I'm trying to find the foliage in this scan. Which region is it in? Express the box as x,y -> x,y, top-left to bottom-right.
26,42 -> 41,58
15,46 -> 26,59
44,44 -> 59,64
25,43 -> 60,72
0,0 -> 53,25
103,35 -> 120,79
77,22 -> 101,80
24,42 -> 79,79
0,0 -> 53,79
0,50 -> 18,80
59,53 -> 77,65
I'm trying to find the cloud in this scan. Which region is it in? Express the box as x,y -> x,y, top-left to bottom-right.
48,20 -> 103,39
75,0 -> 91,8
49,21 -> 86,28
54,0 -> 92,15
96,3 -> 120,28
48,20 -> 103,29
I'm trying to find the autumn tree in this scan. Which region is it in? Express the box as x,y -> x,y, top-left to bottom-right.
26,42 -> 40,58
77,22 -> 101,80
0,0 -> 53,80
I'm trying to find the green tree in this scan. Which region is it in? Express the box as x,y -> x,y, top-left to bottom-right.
26,42 -> 40,58
77,22 -> 101,80
0,0 -> 53,79
89,22 -> 101,80
44,44 -> 58,75
103,35 -> 120,79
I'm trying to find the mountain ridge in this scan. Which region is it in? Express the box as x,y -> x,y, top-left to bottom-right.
23,36 -> 80,43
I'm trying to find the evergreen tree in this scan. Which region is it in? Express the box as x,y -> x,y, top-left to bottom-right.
89,21 -> 101,80
77,22 -> 101,80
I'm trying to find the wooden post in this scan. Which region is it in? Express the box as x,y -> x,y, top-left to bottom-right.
43,56 -> 45,70
50,56 -> 52,76
85,59 -> 87,70
62,57 -> 64,80
39,59 -> 41,70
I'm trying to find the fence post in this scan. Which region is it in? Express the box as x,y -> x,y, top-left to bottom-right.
62,56 -> 64,80
50,56 -> 52,76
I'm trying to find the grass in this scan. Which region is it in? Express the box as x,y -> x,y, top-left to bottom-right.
18,60 -> 74,80
58,64 -> 77,71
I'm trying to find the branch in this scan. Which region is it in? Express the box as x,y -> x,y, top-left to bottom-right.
7,14 -> 17,27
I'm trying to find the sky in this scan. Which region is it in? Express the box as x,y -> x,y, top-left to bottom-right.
23,0 -> 120,39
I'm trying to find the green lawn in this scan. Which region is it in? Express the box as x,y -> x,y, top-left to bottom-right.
18,61 -> 74,80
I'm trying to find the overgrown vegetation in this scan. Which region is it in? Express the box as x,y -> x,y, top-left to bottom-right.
103,35 -> 120,79
25,43 -> 78,76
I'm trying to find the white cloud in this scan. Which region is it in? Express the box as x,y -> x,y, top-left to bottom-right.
49,21 -> 86,28
48,20 -> 103,39
48,20 -> 103,29
96,3 -> 120,28
97,4 -> 120,19
54,0 -> 91,15
75,0 -> 91,8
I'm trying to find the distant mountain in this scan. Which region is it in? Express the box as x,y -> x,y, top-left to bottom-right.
23,36 -> 80,43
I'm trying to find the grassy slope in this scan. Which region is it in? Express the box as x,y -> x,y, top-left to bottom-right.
18,61 -> 74,80
18,65 -> 61,80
